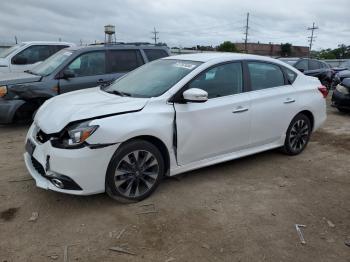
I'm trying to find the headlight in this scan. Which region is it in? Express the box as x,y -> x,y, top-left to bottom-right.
0,85 -> 7,97
336,84 -> 350,95
52,121 -> 99,149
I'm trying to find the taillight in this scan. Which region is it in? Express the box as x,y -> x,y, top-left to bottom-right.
318,85 -> 328,98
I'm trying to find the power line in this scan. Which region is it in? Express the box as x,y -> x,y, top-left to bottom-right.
307,22 -> 318,56
244,12 -> 249,53
151,27 -> 159,45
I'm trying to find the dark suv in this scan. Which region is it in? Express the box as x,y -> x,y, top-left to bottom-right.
279,58 -> 333,88
0,44 -> 170,123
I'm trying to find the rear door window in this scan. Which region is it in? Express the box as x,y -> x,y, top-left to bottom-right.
320,61 -> 330,69
248,62 -> 285,90
309,60 -> 320,70
144,49 -> 168,61
295,59 -> 308,71
107,50 -> 144,73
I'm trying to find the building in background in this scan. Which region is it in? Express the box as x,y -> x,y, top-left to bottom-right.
235,42 -> 309,57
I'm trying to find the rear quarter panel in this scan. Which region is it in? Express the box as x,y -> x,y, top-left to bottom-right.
293,75 -> 327,131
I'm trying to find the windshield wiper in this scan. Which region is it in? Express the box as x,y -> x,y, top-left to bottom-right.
24,70 -> 39,76
110,90 -> 132,97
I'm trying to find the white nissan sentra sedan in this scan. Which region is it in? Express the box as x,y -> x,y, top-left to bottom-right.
24,53 -> 327,201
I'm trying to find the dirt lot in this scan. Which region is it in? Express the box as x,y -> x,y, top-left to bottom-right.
0,98 -> 349,262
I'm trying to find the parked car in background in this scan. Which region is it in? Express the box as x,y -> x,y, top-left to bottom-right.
332,62 -> 350,88
24,53 -> 327,201
332,78 -> 350,113
0,41 -> 75,73
0,44 -> 170,123
330,60 -> 350,74
279,57 -> 333,88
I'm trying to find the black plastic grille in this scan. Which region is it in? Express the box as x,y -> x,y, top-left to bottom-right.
30,156 -> 82,191
31,156 -> 46,176
36,130 -> 51,143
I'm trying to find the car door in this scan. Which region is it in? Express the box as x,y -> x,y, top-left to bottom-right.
174,62 -> 252,166
304,59 -> 323,77
247,61 -> 300,146
106,49 -> 145,82
58,51 -> 109,93
294,59 -> 308,73
10,45 -> 52,72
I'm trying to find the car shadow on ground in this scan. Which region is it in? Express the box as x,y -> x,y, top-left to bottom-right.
23,149 -> 283,209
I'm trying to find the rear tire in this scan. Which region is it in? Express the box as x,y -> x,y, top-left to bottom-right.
106,139 -> 164,202
282,114 -> 312,155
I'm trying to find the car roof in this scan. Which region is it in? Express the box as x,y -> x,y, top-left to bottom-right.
65,44 -> 169,53
22,41 -> 74,46
163,52 -> 289,64
279,57 -> 301,61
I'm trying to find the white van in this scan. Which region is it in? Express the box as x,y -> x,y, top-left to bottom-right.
0,41 -> 75,73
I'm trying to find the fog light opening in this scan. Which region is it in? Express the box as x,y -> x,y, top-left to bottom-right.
51,178 -> 64,189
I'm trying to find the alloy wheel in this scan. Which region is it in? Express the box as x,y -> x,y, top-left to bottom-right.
114,150 -> 159,198
288,119 -> 310,152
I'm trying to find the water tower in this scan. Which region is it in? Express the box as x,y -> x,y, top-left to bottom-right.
104,25 -> 116,44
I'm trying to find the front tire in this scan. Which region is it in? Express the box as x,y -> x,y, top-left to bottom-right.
282,114 -> 312,155
106,140 -> 164,202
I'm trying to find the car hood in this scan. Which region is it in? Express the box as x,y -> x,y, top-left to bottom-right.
35,87 -> 149,134
337,69 -> 350,78
0,72 -> 41,85
332,67 -> 347,72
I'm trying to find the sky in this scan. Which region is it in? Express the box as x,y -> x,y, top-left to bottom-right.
0,0 -> 349,50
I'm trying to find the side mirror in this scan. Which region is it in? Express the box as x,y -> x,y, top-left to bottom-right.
183,88 -> 208,103
12,56 -> 28,65
298,68 -> 305,73
62,69 -> 75,79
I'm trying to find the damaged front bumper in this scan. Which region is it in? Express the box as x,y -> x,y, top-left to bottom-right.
24,123 -> 120,195
0,98 -> 26,124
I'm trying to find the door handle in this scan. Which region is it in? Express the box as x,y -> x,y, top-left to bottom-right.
284,98 -> 296,104
233,106 -> 248,113
97,79 -> 105,83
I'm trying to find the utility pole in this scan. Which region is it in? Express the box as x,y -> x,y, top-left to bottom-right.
307,22 -> 318,57
244,12 -> 249,53
152,27 -> 159,45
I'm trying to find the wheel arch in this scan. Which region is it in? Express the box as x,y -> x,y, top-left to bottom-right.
120,135 -> 171,176
14,100 -> 42,121
296,110 -> 314,131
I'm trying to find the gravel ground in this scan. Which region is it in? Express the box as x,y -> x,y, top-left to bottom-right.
0,98 -> 349,262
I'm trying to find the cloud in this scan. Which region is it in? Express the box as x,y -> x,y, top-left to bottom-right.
0,0 -> 349,50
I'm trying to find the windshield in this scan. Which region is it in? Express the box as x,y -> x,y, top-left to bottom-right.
105,59 -> 202,98
0,43 -> 25,58
30,49 -> 73,76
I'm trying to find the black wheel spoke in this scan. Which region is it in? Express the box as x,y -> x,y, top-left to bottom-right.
140,177 -> 153,190
289,118 -> 310,152
123,179 -> 134,197
114,149 -> 159,199
143,171 -> 158,180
